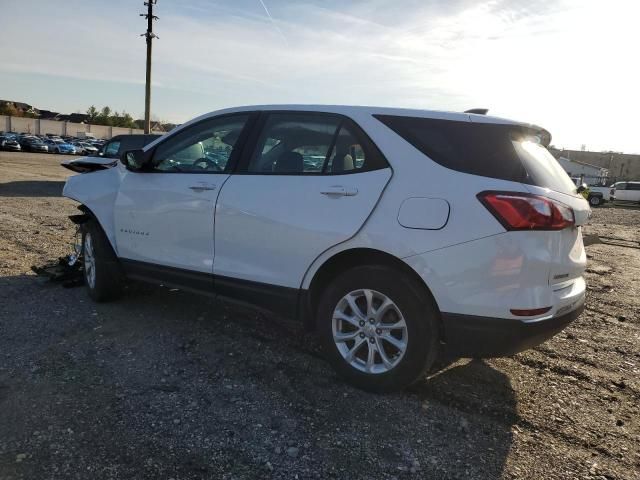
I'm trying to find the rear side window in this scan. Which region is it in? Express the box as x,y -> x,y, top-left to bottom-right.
246,112 -> 388,175
375,115 -> 577,194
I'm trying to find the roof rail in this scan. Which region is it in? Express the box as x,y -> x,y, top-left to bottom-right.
464,108 -> 489,115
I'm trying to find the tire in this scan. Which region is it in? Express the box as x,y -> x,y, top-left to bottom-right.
589,195 -> 602,207
318,265 -> 439,393
82,219 -> 125,302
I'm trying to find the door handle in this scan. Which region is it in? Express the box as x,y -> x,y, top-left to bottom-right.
320,185 -> 358,197
189,184 -> 217,192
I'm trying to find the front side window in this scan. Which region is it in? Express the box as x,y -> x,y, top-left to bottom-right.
247,113 -> 386,174
151,114 -> 250,173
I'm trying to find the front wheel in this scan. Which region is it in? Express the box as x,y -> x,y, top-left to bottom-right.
318,265 -> 439,392
589,195 -> 602,207
82,220 -> 125,302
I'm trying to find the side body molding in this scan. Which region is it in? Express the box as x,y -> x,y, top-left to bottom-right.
62,166 -> 123,252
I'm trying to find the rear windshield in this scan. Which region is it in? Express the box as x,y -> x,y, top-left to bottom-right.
375,115 -> 576,194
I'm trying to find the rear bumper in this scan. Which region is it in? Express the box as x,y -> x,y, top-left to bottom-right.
441,303 -> 584,357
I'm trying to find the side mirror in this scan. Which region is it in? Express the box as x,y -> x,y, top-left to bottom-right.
121,149 -> 149,171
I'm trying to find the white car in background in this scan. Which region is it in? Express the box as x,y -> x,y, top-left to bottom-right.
611,181 -> 640,204
62,105 -> 590,392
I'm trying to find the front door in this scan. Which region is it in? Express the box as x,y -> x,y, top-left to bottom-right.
213,112 -> 392,297
114,113 -> 252,275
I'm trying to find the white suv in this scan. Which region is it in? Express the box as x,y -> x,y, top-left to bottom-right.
63,105 -> 590,392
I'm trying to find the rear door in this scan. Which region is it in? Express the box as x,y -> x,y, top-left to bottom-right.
615,182 -> 630,201
511,139 -> 591,286
213,111 -> 392,298
618,182 -> 640,202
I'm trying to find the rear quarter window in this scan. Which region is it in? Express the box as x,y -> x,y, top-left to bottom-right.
375,115 -> 576,194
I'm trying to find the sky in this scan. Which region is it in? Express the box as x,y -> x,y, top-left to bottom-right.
1,0 -> 638,153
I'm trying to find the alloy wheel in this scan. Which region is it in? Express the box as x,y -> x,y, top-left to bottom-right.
84,233 -> 96,288
332,289 -> 408,374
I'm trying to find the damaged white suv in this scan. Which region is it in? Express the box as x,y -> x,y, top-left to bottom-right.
63,105 -> 589,392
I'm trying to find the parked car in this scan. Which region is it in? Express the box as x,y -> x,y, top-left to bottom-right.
19,136 -> 49,153
0,135 -> 21,151
72,141 -> 99,155
571,177 -> 610,207
611,181 -> 640,204
44,138 -> 76,154
97,134 -> 160,159
62,105 -> 589,392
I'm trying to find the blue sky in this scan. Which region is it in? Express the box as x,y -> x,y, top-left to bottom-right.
1,0 -> 638,152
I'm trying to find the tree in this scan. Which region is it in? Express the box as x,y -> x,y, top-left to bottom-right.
97,106 -> 113,126
86,105 -> 98,123
0,103 -> 21,117
120,112 -> 135,128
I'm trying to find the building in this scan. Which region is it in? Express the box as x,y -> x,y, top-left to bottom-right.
556,157 -> 609,186
0,100 -> 39,117
550,148 -> 640,181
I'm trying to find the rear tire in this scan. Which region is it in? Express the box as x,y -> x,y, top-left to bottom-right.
318,265 -> 439,393
82,220 -> 124,302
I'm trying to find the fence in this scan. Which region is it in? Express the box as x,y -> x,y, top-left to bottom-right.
0,115 -> 163,139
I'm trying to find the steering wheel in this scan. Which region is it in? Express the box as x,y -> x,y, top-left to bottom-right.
192,157 -> 222,171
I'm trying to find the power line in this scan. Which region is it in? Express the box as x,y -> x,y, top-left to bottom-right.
140,1 -> 159,134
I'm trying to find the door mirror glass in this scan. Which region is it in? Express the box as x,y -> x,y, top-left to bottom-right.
121,149 -> 148,171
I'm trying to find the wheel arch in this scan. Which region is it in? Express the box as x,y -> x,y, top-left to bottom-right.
75,204 -> 118,253
302,247 -> 441,333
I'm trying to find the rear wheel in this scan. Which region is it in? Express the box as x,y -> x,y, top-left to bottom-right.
82,220 -> 124,302
318,265 -> 439,392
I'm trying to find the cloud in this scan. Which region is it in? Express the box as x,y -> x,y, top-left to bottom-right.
1,0 -> 638,151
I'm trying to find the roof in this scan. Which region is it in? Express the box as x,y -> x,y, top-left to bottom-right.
208,104 -> 527,124
171,104 -> 546,136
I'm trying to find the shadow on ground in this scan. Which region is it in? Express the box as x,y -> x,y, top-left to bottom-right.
0,274 -> 516,479
0,181 -> 65,197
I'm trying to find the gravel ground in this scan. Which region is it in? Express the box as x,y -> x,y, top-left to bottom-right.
0,151 -> 638,480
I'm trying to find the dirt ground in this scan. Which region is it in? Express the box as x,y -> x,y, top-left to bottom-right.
0,151 -> 638,480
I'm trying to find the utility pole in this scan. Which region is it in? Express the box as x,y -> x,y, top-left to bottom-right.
140,1 -> 158,134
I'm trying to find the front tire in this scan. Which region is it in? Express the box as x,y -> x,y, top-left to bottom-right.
82,220 -> 124,302
318,265 -> 439,392
589,195 -> 602,207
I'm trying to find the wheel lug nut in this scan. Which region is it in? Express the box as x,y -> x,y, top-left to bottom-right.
369,318 -> 375,324
369,338 -> 375,344
359,332 -> 365,338
359,320 -> 365,327
375,328 -> 381,335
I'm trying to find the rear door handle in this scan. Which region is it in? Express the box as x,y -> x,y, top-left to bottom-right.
189,183 -> 217,192
320,185 -> 358,197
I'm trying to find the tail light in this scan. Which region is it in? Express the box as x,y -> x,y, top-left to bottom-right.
477,191 -> 574,231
